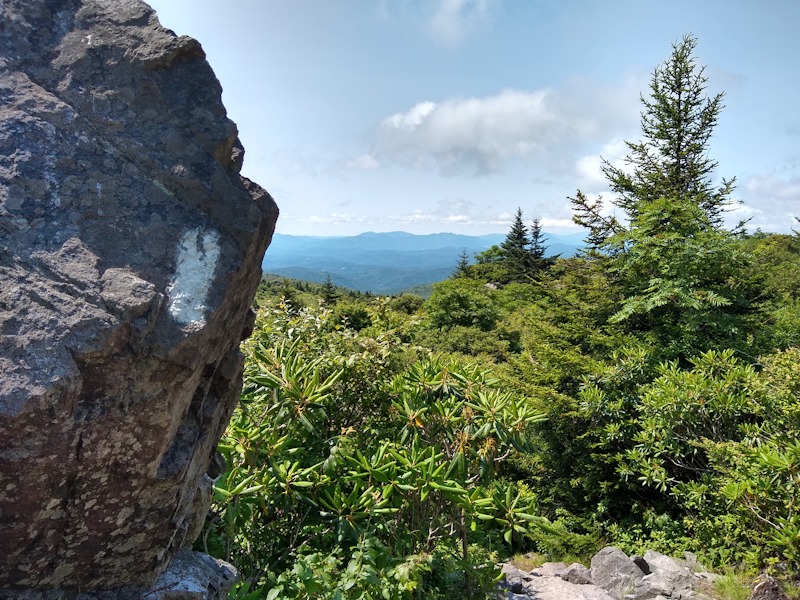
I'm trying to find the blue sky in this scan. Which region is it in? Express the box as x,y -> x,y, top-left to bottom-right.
146,0 -> 800,236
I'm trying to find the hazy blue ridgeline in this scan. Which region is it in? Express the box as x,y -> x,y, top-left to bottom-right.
262,231 -> 584,295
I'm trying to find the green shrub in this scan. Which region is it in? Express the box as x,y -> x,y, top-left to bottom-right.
202,303 -> 553,599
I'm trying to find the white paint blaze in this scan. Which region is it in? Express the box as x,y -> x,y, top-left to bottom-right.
166,228 -> 221,325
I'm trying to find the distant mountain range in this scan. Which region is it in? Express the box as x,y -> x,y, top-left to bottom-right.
262,231 -> 585,295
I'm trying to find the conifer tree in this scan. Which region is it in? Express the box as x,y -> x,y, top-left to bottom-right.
501,208 -> 531,253
321,273 -> 338,305
528,217 -> 553,270
453,248 -> 471,278
611,34 -> 736,224
571,34 -> 736,247
500,207 -> 533,279
570,35 -> 759,359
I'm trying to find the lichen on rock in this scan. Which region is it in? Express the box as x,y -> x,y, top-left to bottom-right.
0,0 -> 278,596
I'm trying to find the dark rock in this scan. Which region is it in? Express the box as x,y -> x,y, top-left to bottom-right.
751,574 -> 789,600
631,555 -> 651,575
0,0 -> 277,593
501,564 -> 534,593
0,550 -> 237,599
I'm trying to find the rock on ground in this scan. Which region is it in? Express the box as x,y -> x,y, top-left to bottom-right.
0,550 -> 237,600
590,546 -> 649,599
498,547 -> 719,600
562,562 -> 593,585
0,0 -> 277,595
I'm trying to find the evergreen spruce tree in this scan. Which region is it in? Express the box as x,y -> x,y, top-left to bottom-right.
453,248 -> 471,278
571,34 -> 737,247
570,35 -> 760,360
500,207 -> 533,280
321,273 -> 338,305
607,34 -> 736,225
528,218 -> 546,261
528,218 -> 554,270
501,208 -> 531,253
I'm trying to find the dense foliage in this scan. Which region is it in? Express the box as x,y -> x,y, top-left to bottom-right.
201,35 -> 800,598
202,300 -> 554,599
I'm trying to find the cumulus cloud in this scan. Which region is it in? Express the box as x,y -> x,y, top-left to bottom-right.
742,174 -> 800,231
372,80 -> 640,177
540,217 -> 580,229
574,138 -> 629,189
425,0 -> 497,47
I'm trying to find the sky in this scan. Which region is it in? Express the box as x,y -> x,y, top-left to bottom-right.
146,0 -> 800,237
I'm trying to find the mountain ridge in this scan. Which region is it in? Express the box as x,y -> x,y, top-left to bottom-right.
262,231 -> 584,295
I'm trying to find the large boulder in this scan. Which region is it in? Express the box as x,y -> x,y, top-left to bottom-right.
635,549 -> 696,599
0,0 -> 278,594
590,546 -> 648,599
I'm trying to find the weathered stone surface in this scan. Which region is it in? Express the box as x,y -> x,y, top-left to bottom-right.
0,550 -> 237,600
634,549 -> 696,600
144,549 -> 239,600
500,564 -> 534,594
0,0 -> 277,593
498,564 -> 614,600
561,562 -> 593,585
527,577 -> 616,600
590,546 -> 647,599
533,561 -> 569,577
683,551 -> 704,573
498,548 -> 721,600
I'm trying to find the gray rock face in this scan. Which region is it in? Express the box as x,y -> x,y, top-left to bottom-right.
499,547 -> 718,600
590,546 -> 648,599
562,562 -> 593,585
0,0 -> 277,594
2,550 -> 237,600
635,549 -> 696,600
498,563 -> 614,600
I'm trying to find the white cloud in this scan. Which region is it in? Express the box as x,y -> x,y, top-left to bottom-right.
383,198 -> 482,226
306,213 -> 353,224
425,0 -> 497,47
373,80 -> 640,177
378,198 -> 574,230
742,174 -> 800,231
745,174 -> 800,200
574,138 -> 629,189
384,101 -> 436,130
344,153 -> 380,171
540,217 -> 580,230
389,211 -> 437,223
